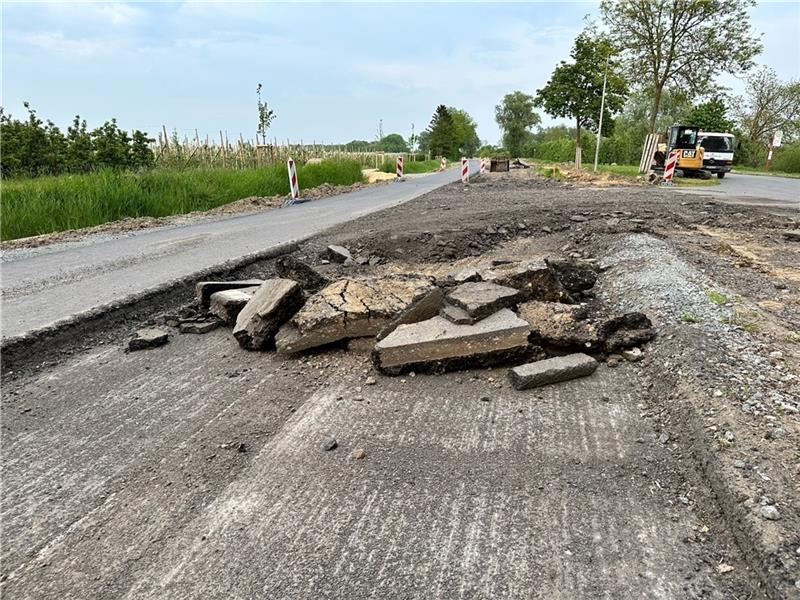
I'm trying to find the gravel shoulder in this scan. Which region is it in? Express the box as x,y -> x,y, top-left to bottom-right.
2,170 -> 798,598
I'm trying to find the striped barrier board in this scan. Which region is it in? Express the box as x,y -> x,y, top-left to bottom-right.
639,133 -> 660,173
480,159 -> 487,174
661,150 -> 678,186
396,155 -> 403,178
287,158 -> 300,201
439,157 -> 447,172
461,158 -> 469,184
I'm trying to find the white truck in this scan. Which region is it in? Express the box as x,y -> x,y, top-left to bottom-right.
698,132 -> 735,178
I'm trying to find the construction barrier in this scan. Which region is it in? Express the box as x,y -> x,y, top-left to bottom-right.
287,157 -> 300,200
461,158 -> 469,184
639,133 -> 660,173
396,155 -> 403,178
439,157 -> 447,171
480,159 -> 487,174
662,150 -> 678,186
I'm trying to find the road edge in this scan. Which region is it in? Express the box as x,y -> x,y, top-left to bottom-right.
0,240 -> 301,377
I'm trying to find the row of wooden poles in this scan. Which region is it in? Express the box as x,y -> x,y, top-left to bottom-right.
152,127 -> 426,169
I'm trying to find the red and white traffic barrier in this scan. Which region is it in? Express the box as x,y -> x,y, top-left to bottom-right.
480,158 -> 487,174
439,157 -> 447,171
662,150 -> 678,185
287,157 -> 300,199
461,158 -> 469,184
396,155 -> 403,178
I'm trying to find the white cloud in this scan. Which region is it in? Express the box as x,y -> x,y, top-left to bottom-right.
16,32 -> 100,57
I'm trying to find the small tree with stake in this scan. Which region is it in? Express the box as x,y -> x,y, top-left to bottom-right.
256,83 -> 276,146
535,30 -> 627,170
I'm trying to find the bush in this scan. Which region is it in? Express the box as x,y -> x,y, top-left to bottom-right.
1,160 -> 365,240
772,141 -> 800,173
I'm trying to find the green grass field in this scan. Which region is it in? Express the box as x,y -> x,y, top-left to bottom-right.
378,159 -> 441,174
1,160 -> 365,241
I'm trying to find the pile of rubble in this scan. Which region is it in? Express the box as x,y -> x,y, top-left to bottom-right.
130,246 -> 656,389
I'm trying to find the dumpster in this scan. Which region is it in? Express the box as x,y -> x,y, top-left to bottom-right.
490,157 -> 509,172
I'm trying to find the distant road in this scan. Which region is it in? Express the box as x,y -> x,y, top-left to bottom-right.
1,162 -> 478,339
676,172 -> 799,209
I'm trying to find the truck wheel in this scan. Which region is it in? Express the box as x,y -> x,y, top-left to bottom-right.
717,172 -> 725,179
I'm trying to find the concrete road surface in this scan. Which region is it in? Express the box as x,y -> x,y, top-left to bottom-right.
0,163 -> 477,339
676,172 -> 799,209
0,329 -> 753,599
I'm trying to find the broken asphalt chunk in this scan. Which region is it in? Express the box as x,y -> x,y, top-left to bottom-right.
326,245 -> 352,263
233,279 -> 304,350
195,279 -> 264,307
209,287 -> 259,324
376,287 -> 444,341
373,308 -> 531,376
276,275 -> 436,354
480,259 -> 567,302
276,256 -> 329,291
128,328 -> 169,351
446,281 -> 521,321
179,321 -> 220,334
509,353 -> 598,390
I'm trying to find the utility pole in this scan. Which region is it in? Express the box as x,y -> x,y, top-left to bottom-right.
593,52 -> 609,173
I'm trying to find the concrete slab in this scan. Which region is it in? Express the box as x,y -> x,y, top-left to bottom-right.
509,353 -> 599,390
208,287 -> 259,324
233,279 -> 303,350
446,282 -> 520,320
195,280 -> 264,307
373,308 -> 530,375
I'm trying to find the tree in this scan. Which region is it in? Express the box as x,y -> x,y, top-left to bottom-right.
685,98 -> 734,132
426,105 -> 456,159
448,108 -> 481,157
256,83 -> 276,145
494,91 -> 540,157
535,30 -> 627,168
377,133 -> 409,152
66,116 -> 93,173
92,119 -> 131,169
600,0 -> 762,133
130,130 -> 155,169
735,67 -> 800,145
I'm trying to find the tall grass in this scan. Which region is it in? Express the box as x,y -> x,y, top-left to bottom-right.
377,159 -> 441,174
1,159 -> 364,240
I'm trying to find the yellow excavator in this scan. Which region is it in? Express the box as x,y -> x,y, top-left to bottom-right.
653,125 -> 712,179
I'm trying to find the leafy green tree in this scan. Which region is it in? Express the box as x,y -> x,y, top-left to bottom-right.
494,91 -> 540,157
416,130 -> 430,154
535,30 -> 627,168
92,119 -> 131,169
130,130 -> 155,169
448,108 -> 480,157
43,120 -> 68,175
426,105 -> 456,159
378,133 -> 409,152
66,116 -> 94,173
735,66 -> 800,145
686,98 -> 734,132
601,0 -> 762,133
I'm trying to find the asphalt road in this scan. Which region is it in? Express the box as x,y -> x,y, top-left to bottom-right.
0,162 -> 477,340
676,172 -> 800,209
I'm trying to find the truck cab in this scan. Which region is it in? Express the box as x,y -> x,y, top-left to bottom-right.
698,132 -> 735,178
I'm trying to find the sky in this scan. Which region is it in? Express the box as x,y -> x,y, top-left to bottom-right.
2,1 -> 798,146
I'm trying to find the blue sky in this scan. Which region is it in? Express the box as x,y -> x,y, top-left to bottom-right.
2,1 -> 798,146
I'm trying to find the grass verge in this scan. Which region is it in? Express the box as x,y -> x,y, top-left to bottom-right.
378,159 -> 441,175
1,160 -> 365,241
